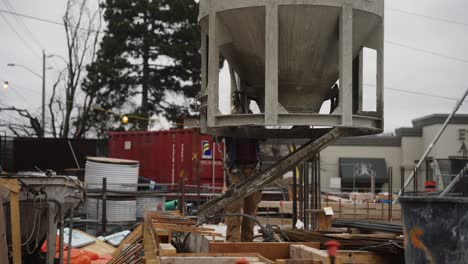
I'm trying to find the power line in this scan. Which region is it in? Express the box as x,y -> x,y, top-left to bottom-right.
3,6 -> 468,66
1,2 -> 63,69
387,7 -> 468,27
2,0 -> 44,50
386,40 -> 468,64
363,83 -> 463,101
0,8 -> 102,33
385,86 -> 458,101
0,8 -> 64,27
0,11 -> 41,58
2,7 -> 467,67
9,88 -> 39,109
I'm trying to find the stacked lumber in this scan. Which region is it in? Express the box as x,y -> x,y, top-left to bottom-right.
149,211 -> 222,240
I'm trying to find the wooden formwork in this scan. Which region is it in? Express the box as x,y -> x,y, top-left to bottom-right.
143,213 -> 160,264
142,211 -> 402,263
143,211 -> 273,263
0,178 -> 21,264
187,232 -> 320,261
187,233 -> 399,264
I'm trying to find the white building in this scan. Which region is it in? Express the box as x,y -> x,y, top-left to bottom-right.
320,114 -> 468,193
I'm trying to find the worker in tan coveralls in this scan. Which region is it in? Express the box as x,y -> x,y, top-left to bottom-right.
224,137 -> 262,242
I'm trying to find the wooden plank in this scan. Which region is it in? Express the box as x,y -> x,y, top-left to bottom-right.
160,243 -> 177,256
290,245 -> 391,264
337,251 -> 388,264
161,256 -> 266,264
0,178 -> 21,193
208,242 -> 320,261
154,223 -> 216,232
276,260 -> 322,264
10,192 -> 22,264
161,253 -> 274,264
0,196 -> 8,264
290,245 -> 330,264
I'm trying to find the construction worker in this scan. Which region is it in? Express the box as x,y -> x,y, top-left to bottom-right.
224,136 -> 262,242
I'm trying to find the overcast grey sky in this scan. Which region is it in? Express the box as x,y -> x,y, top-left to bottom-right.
1,0 -> 468,134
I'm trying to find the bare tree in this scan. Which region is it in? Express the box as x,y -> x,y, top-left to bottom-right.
58,0 -> 102,138
48,70 -> 65,138
0,107 -> 43,137
0,0 -> 102,138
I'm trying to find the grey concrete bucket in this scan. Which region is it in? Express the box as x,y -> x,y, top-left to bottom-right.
400,196 -> 468,264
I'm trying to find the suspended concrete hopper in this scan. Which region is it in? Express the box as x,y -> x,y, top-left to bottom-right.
198,0 -> 385,138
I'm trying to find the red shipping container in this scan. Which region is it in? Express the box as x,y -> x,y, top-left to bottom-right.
108,129 -> 224,192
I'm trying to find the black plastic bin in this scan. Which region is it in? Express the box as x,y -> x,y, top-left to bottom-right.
400,196 -> 468,264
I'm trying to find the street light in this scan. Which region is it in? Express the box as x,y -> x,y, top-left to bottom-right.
121,115 -> 129,124
7,50 -> 49,136
47,54 -> 68,65
2,81 -> 8,90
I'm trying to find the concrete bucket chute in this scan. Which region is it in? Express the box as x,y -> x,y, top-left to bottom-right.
199,0 -> 384,138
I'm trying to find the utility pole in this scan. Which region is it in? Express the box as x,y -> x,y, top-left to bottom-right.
42,50 -> 46,136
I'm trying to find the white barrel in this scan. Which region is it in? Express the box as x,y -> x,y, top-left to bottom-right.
85,157 -> 139,191
85,157 -> 139,223
87,199 -> 137,223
